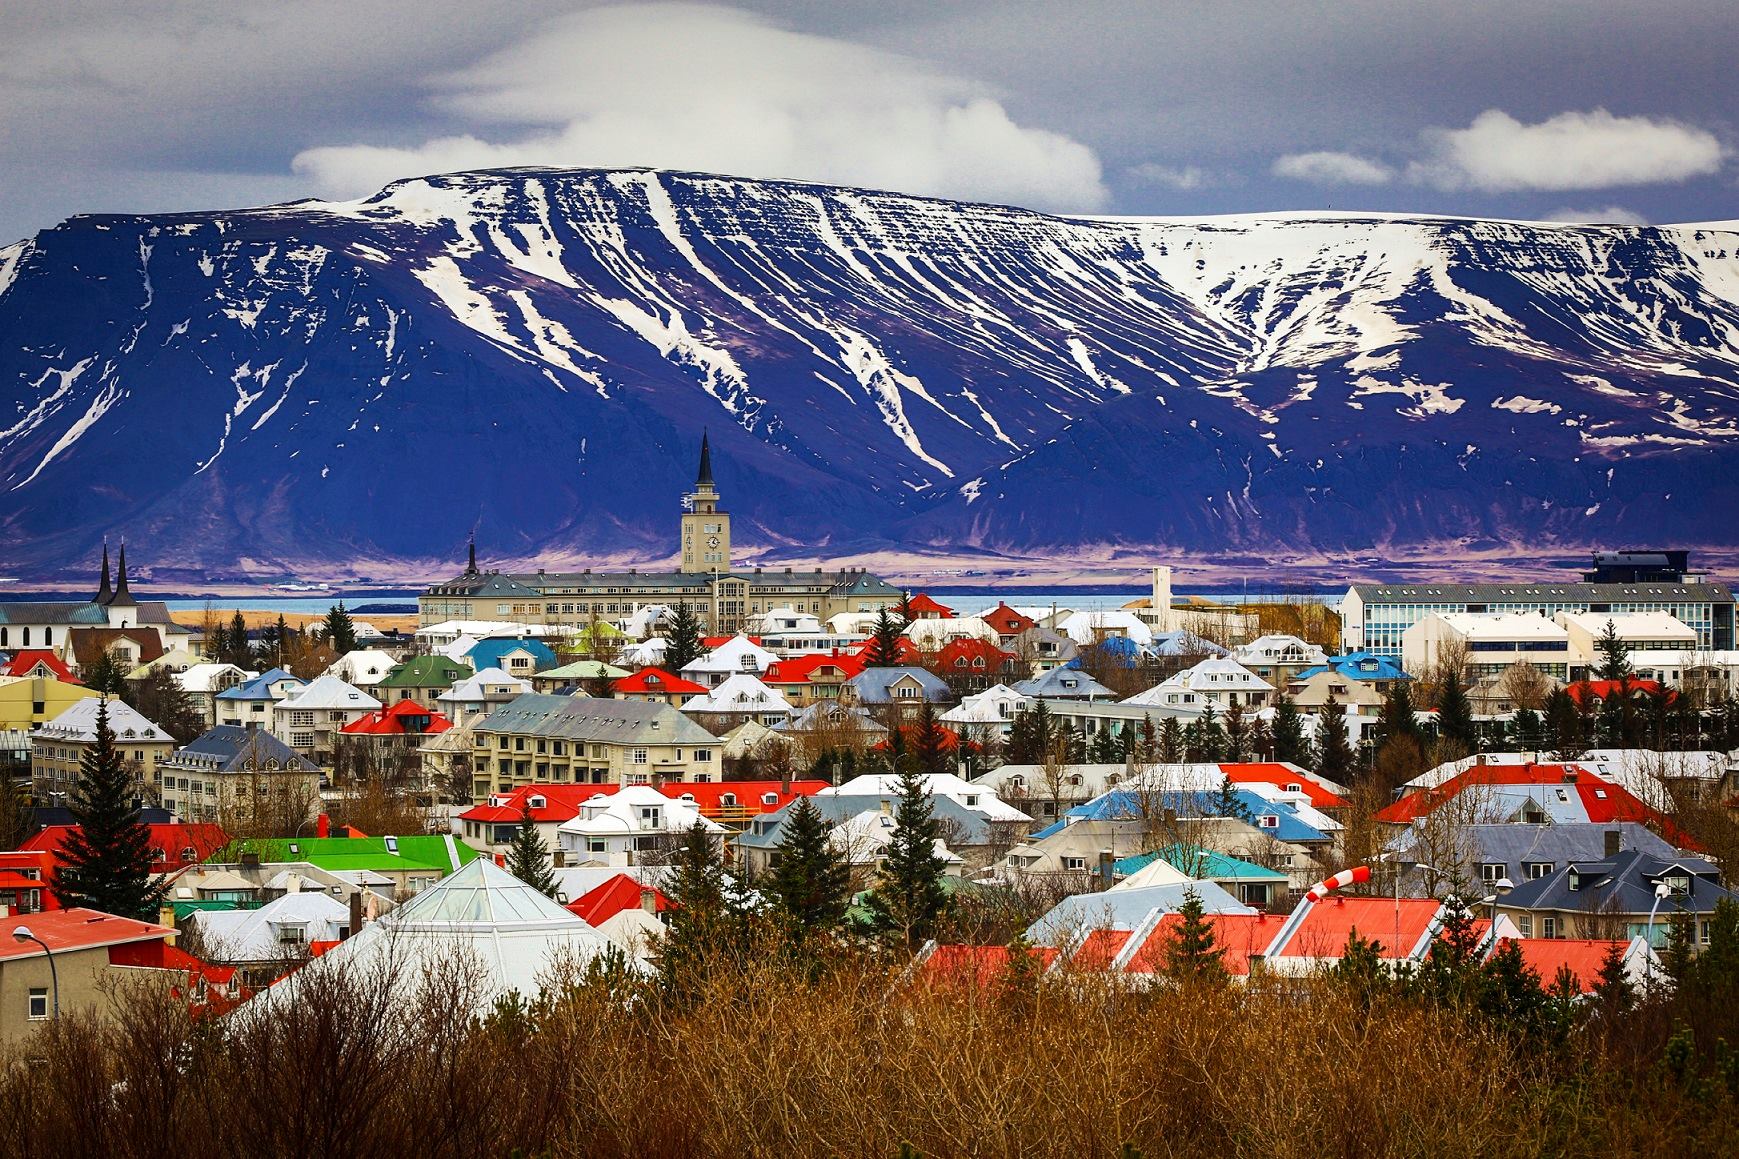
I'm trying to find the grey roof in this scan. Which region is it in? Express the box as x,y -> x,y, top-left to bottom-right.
165,725 -> 321,774
829,571 -> 901,597
426,566 -> 901,598
735,793 -> 999,851
475,693 -> 716,745
0,601 -> 109,625
844,666 -> 953,705
1499,848 -> 1735,916
1025,881 -> 1255,943
1391,822 -> 1679,881
1011,667 -> 1115,699
1351,581 -> 1733,603
777,702 -> 888,735
424,571 -> 545,599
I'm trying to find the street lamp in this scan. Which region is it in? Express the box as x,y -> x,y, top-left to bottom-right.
1645,880 -> 1674,991
1382,851 -> 1442,960
12,925 -> 58,1019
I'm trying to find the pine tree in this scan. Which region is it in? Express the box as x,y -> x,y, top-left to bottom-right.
81,649 -> 129,695
863,608 -> 906,668
122,666 -> 203,745
911,703 -> 950,774
1160,887 -> 1227,984
1212,775 -> 1252,824
1157,716 -> 1184,763
504,804 -> 559,897
1436,671 -> 1476,751
1089,727 -> 1119,764
862,766 -> 950,948
766,796 -> 851,947
324,603 -> 358,655
1313,699 -> 1357,783
1377,680 -> 1422,747
657,821 -> 752,995
0,774 -> 33,851
1247,716 -> 1274,761
226,611 -> 251,667
1223,701 -> 1249,761
1271,696 -> 1308,766
1512,707 -> 1546,751
52,700 -> 167,920
663,602 -> 705,673
1138,716 -> 1158,762
1596,618 -> 1634,682
1545,688 -> 1586,760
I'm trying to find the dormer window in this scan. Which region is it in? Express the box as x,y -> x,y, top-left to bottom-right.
1258,814 -> 1280,829
1664,874 -> 1691,895
1285,783 -> 1302,794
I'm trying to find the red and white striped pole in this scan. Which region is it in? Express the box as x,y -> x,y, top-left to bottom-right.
1304,864 -> 1372,902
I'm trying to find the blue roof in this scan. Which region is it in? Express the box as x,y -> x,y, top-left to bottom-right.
1068,788 -> 1329,844
467,637 -> 558,672
216,667 -> 300,701
1150,631 -> 1230,658
1294,651 -> 1411,683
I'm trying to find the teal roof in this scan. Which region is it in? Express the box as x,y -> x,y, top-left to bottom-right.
1114,845 -> 1291,882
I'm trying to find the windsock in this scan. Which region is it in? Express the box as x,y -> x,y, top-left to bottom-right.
1304,865 -> 1372,902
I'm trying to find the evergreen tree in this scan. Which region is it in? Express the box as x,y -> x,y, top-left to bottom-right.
1187,703 -> 1224,761
1313,699 -> 1357,783
81,649 -> 129,695
1160,887 -> 1227,984
1512,707 -> 1546,751
1247,716 -> 1274,761
657,821 -> 754,994
1377,680 -> 1423,748
862,608 -> 906,668
662,602 -> 706,673
1138,716 -> 1158,762
1270,696 -> 1309,766
1595,618 -> 1634,682
226,611 -> 251,668
1157,716 -> 1184,763
1223,701 -> 1249,761
0,774 -> 34,851
895,591 -> 918,624
1436,671 -> 1477,751
323,603 -> 358,655
1089,726 -> 1119,764
504,804 -> 559,897
1212,775 -> 1252,824
121,666 -> 204,745
862,766 -> 950,948
1545,688 -> 1586,760
911,702 -> 950,774
766,797 -> 851,947
52,700 -> 167,920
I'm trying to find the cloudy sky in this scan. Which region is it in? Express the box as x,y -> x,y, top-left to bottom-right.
3,0 -> 1735,243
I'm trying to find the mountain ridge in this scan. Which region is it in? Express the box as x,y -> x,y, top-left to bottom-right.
3,166 -> 1739,582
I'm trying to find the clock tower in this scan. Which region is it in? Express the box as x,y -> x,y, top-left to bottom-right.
679,432 -> 732,574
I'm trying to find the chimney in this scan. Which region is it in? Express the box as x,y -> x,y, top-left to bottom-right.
1604,828 -> 1622,858
316,812 -> 331,839
640,887 -> 658,914
1475,752 -> 1487,766
348,890 -> 363,939
240,851 -> 261,869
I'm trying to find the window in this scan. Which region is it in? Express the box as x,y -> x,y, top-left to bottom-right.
1285,783 -> 1303,794
1526,862 -> 1553,879
277,924 -> 308,945
1480,863 -> 1506,883
28,988 -> 48,1020
587,837 -> 607,853
1517,915 -> 1533,937
1664,874 -> 1691,895
1542,916 -> 1558,939
694,749 -> 712,763
1061,857 -> 1087,871
631,748 -> 648,764
290,733 -> 314,750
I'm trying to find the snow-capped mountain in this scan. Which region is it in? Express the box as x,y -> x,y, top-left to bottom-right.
3,167 -> 1738,582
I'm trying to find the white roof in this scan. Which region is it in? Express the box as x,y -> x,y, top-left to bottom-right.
828,810 -> 963,866
826,611 -> 882,635
749,606 -> 824,634
324,649 -> 402,686
275,674 -> 382,711
682,634 -> 778,675
190,891 -> 351,962
558,785 -> 724,837
1058,609 -> 1154,646
439,667 -> 532,703
619,638 -> 668,668
941,684 -> 1030,724
1232,635 -> 1329,665
175,663 -> 251,693
1108,858 -> 1195,890
819,773 -> 1030,823
1430,612 -> 1569,640
620,605 -> 675,638
36,697 -> 171,743
1554,610 -> 1698,639
436,634 -> 481,661
903,617 -> 998,650
1132,657 -> 1273,700
417,620 -> 553,639
681,673 -> 793,714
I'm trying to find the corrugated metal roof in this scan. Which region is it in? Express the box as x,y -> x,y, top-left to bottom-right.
474,693 -> 716,745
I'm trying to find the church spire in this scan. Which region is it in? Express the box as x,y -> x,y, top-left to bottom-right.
696,430 -> 714,488
465,536 -> 479,577
96,541 -> 113,604
110,542 -> 136,606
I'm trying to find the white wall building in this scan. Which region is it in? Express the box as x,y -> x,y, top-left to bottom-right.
556,786 -> 724,867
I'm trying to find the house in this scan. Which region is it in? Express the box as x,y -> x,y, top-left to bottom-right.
529,660 -> 628,693
172,663 -> 252,727
0,851 -> 56,914
220,834 -> 479,897
1385,822 -> 1683,896
68,626 -> 166,673
1008,664 -> 1112,699
376,655 -> 471,705
1231,635 -> 1329,688
930,638 -> 1017,692
186,890 -> 353,985
612,667 -> 709,707
760,652 -> 867,708
338,701 -> 454,772
1125,657 -> 1274,711
1467,667 -> 1567,715
1374,762 -> 1673,832
1115,911 -> 1289,979
979,760 -> 1348,824
940,684 -> 1029,742
775,702 -> 889,751
1554,611 -> 1699,682
976,603 -> 1038,647
915,943 -> 1060,987
322,649 -> 403,688
680,673 -> 795,732
1261,895 -> 1454,972
566,872 -> 672,959
469,693 -> 721,798
1,907 -> 230,1043
214,668 -> 306,731
438,667 -> 534,718
1006,626 -> 1079,674
1403,613 -> 1574,682
1,650 -> 79,684
466,637 -> 559,678
253,858 -> 623,1016
1292,651 -> 1410,687
841,667 -> 954,718
1024,880 -> 1255,946
155,725 -> 322,826
680,634 -> 779,688
1492,849 -> 1737,947
1488,936 -> 1660,994
19,822 -> 230,901
1116,846 -> 1294,909
0,674 -> 96,731
824,811 -> 966,876
271,675 -> 382,764
1566,678 -> 1674,710
556,785 -> 725,867
903,593 -> 955,621
30,697 -> 174,802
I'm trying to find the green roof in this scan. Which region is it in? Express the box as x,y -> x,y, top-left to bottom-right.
218,835 -> 478,874
1115,845 -> 1290,882
379,656 -> 472,689
539,660 -> 630,680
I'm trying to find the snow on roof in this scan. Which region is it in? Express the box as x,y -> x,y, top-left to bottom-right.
680,673 -> 794,714
275,674 -> 381,711
682,634 -> 778,674
323,649 -> 402,686
1429,612 -> 1569,639
439,667 -> 533,702
819,773 -> 1030,823
559,785 -> 724,836
1058,609 -> 1154,646
36,696 -> 171,743
175,662 -> 251,693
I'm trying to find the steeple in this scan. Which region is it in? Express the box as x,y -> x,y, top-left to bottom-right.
96,541 -> 113,605
696,431 -> 714,488
109,543 -> 136,608
465,536 -> 479,577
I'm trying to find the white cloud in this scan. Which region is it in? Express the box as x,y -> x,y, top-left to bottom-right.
292,4 -> 1108,212
1128,162 -> 1211,190
1270,151 -> 1393,185
1543,205 -> 1650,226
1408,108 -> 1727,192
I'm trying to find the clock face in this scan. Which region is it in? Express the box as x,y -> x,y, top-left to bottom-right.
707,536 -> 720,547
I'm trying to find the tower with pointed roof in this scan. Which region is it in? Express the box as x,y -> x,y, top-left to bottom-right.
95,542 -> 113,604
679,432 -> 731,574
105,543 -> 138,627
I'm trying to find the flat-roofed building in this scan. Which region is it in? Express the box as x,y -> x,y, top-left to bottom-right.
1402,612 -> 1573,680
1554,611 -> 1699,681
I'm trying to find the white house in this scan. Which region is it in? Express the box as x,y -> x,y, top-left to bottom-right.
556,786 -> 725,867
188,890 -> 351,965
680,634 -> 778,688
1125,657 -> 1273,711
437,667 -> 533,720
1232,635 -> 1329,687
1057,609 -> 1155,648
680,673 -> 795,727
272,675 -> 382,762
940,684 -> 1030,741
173,663 -> 253,727
323,649 -> 402,688
1403,612 -> 1573,681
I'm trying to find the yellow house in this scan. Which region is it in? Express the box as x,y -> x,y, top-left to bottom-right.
31,697 -> 175,803
0,676 -> 98,731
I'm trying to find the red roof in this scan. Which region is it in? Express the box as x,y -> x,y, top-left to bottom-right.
2,649 -> 78,682
933,637 -> 1015,672
21,822 -> 230,870
850,636 -> 923,664
461,784 -> 623,824
566,873 -> 673,925
0,871 -> 48,893
460,780 -> 826,825
921,944 -> 1058,986
0,907 -> 173,959
613,667 -> 708,696
979,603 -> 1037,636
667,780 -> 829,819
1126,912 -> 1285,976
762,651 -> 866,687
904,593 -> 956,619
1374,763 -> 1663,826
1221,763 -> 1350,809
1068,928 -> 1132,970
340,700 -> 454,736
1271,896 -> 1444,961
873,724 -> 976,753
0,851 -> 56,909
1493,937 -> 1632,994
702,635 -> 762,649
1567,678 -> 1673,706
